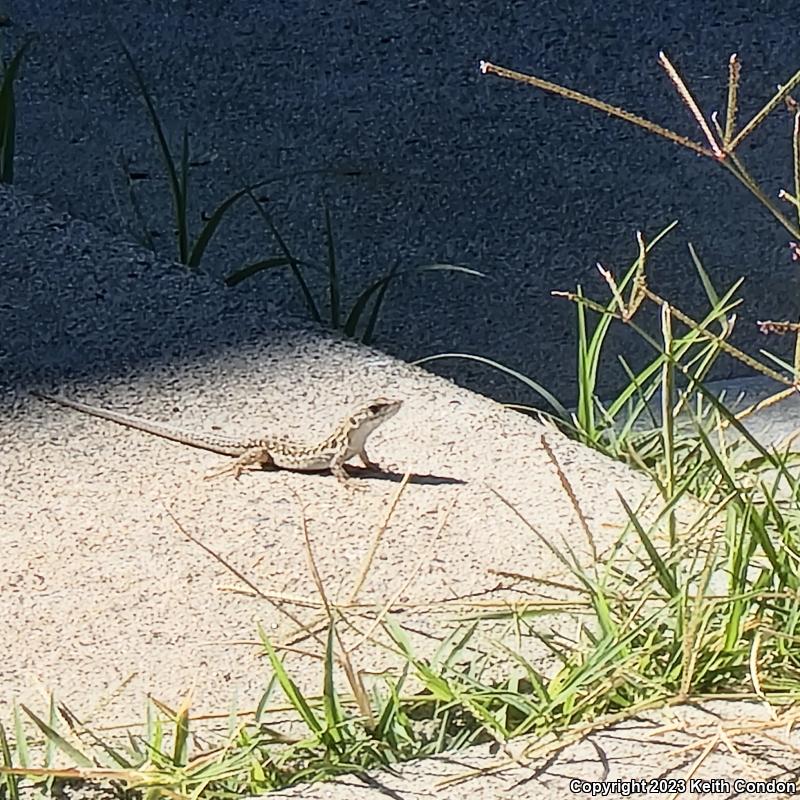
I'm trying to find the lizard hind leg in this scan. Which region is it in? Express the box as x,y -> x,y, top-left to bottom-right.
203,447 -> 276,481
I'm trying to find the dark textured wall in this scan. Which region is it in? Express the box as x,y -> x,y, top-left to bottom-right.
4,0 -> 798,405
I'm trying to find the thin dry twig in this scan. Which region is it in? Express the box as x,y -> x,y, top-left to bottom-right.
348,472 -> 412,602
479,60 -> 715,157
160,500 -> 326,647
723,53 -> 741,147
289,487 -> 374,726
347,490 -> 459,656
658,51 -> 724,159
540,433 -> 598,562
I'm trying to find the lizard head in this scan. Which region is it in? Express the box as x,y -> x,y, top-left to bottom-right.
363,397 -> 402,419
346,397 -> 402,448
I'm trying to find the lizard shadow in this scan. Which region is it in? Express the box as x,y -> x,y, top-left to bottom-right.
345,466 -> 466,486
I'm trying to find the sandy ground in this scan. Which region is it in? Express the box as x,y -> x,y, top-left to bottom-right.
4,184 -> 800,796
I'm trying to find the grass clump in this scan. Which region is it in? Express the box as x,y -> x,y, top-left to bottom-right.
0,37 -> 32,184
479,52 -> 800,364
119,40 -> 333,272
120,41 -> 482,343
224,193 -> 483,344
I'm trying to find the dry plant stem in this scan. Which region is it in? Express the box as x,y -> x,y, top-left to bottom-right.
719,154 -> 800,237
160,501 -> 327,647
666,725 -> 770,783
219,584 -> 324,608
793,109 -> 800,378
680,546 -> 720,697
779,189 -> 800,209
437,697 -> 672,788
682,734 -> 724,796
489,567 -> 586,594
72,672 -> 138,727
0,768 -> 146,783
757,320 -> 800,335
539,434 -> 598,562
715,730 -> 754,779
348,472 -> 412,603
793,111 -> 800,232
278,472 -> 413,649
735,385 -> 800,426
658,51 -> 723,158
482,55 -> 800,240
286,482 -> 458,660
347,490 -> 458,656
723,54 -> 741,147
578,262 -> 794,389
290,488 -> 374,727
556,280 -> 800,435
727,64 -> 800,152
486,486 -> 568,559
483,53 -> 800,238
659,302 -> 677,547
660,708 -> 800,744
596,231 -> 646,322
749,629 -> 764,700
479,60 -> 714,157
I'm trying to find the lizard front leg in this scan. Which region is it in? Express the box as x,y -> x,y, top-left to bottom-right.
357,446 -> 382,472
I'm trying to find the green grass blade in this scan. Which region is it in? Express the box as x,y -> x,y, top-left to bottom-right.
410,263 -> 485,278
728,64 -> 800,152
415,353 -> 570,419
344,261 -> 438,339
187,168 -> 348,270
245,190 -> 323,322
178,126 -> 190,263
257,625 -> 324,736
616,493 -> 679,597
12,705 -> 29,768
118,39 -> 186,262
53,703 -> 136,770
45,696 -> 57,770
603,279 -> 743,425
186,183 -> 260,271
0,721 -> 19,800
359,273 -> 395,344
172,700 -> 190,767
723,504 -> 755,650
688,242 -> 721,308
383,617 -> 456,702
224,257 -> 295,286
0,38 -> 32,184
373,685 -> 400,747
321,623 -> 345,747
343,272 -> 394,340
581,223 -> 677,384
254,673 -> 279,723
575,285 -> 596,434
346,262 -> 484,343
20,705 -> 93,768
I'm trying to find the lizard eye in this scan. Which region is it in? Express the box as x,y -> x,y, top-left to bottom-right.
368,402 -> 388,415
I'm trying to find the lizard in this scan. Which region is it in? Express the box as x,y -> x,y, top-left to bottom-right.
32,391 -> 402,486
